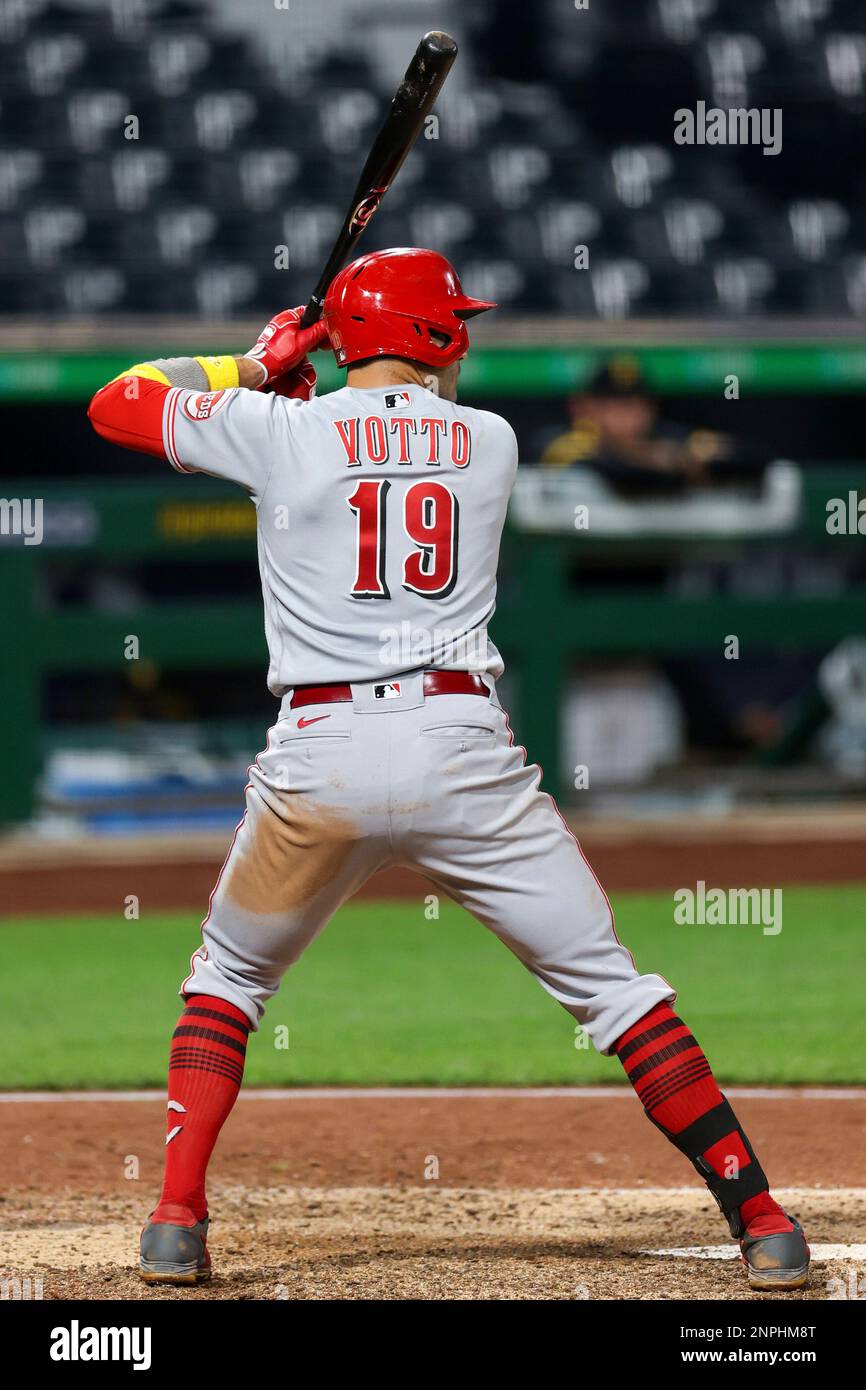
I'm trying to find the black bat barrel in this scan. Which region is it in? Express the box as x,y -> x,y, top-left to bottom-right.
301,32 -> 458,327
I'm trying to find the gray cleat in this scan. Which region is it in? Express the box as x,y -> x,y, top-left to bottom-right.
139,1210 -> 211,1285
741,1215 -> 810,1291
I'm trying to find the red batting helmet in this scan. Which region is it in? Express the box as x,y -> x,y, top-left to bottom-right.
323,247 -> 496,369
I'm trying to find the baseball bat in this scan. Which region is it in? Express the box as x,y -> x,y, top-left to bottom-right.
300,30 -> 458,327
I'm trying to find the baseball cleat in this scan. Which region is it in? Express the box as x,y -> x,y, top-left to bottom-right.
740,1215 -> 810,1291
139,1205 -> 211,1285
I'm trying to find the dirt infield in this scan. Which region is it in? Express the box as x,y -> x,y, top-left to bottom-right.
2,1091 -> 864,1300
2,806 -> 866,914
2,811 -> 864,1300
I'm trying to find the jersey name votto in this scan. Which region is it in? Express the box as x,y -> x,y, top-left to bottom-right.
332,415 -> 472,468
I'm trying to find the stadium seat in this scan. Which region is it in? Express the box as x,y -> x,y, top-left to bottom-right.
0,0 -> 862,318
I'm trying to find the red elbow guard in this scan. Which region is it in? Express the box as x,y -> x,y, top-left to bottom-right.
87,375 -> 171,459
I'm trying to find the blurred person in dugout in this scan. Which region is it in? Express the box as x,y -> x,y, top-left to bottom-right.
541,355 -> 766,495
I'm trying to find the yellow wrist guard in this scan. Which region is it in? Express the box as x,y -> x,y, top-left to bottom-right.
194,356 -> 240,390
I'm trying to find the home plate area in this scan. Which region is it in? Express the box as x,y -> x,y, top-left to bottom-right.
1,1091 -> 864,1301
1,1187 -> 863,1302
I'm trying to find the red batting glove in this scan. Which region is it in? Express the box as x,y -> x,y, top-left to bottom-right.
270,358 -> 318,402
244,305 -> 329,387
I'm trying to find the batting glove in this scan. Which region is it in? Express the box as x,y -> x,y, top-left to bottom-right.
270,358 -> 319,402
244,306 -> 330,387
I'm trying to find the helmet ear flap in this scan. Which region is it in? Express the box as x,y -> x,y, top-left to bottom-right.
405,319 -> 452,355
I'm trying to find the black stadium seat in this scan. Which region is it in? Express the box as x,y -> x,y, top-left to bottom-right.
0,0 -> 863,318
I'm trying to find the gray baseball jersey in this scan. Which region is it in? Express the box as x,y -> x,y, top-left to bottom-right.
164,378 -> 674,1053
161,382 -> 516,690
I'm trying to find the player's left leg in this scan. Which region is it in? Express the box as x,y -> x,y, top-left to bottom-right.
398,696 -> 809,1289
611,1003 -> 809,1289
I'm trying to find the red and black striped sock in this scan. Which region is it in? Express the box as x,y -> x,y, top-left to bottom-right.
152,994 -> 250,1224
614,1003 -> 791,1237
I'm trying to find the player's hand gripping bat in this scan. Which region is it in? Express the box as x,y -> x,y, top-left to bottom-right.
299,30 -> 458,328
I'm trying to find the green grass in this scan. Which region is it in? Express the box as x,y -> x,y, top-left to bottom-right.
1,885 -> 864,1088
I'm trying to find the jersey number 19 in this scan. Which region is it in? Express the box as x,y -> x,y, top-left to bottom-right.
347,480 -> 459,601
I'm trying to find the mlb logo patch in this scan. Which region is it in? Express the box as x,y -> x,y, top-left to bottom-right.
374,681 -> 402,700
383,391 -> 411,410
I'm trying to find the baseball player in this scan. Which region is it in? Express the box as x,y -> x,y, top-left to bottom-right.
88,248 -> 809,1291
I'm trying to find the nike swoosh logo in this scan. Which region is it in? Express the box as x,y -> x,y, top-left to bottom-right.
297,714 -> 331,729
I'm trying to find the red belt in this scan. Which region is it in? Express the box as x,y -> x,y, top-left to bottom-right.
290,670 -> 489,709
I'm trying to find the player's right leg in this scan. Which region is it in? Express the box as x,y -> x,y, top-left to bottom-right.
140,713 -> 390,1283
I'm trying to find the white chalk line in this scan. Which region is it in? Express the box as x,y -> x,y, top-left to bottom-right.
0,1086 -> 863,1103
643,1244 -> 866,1262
